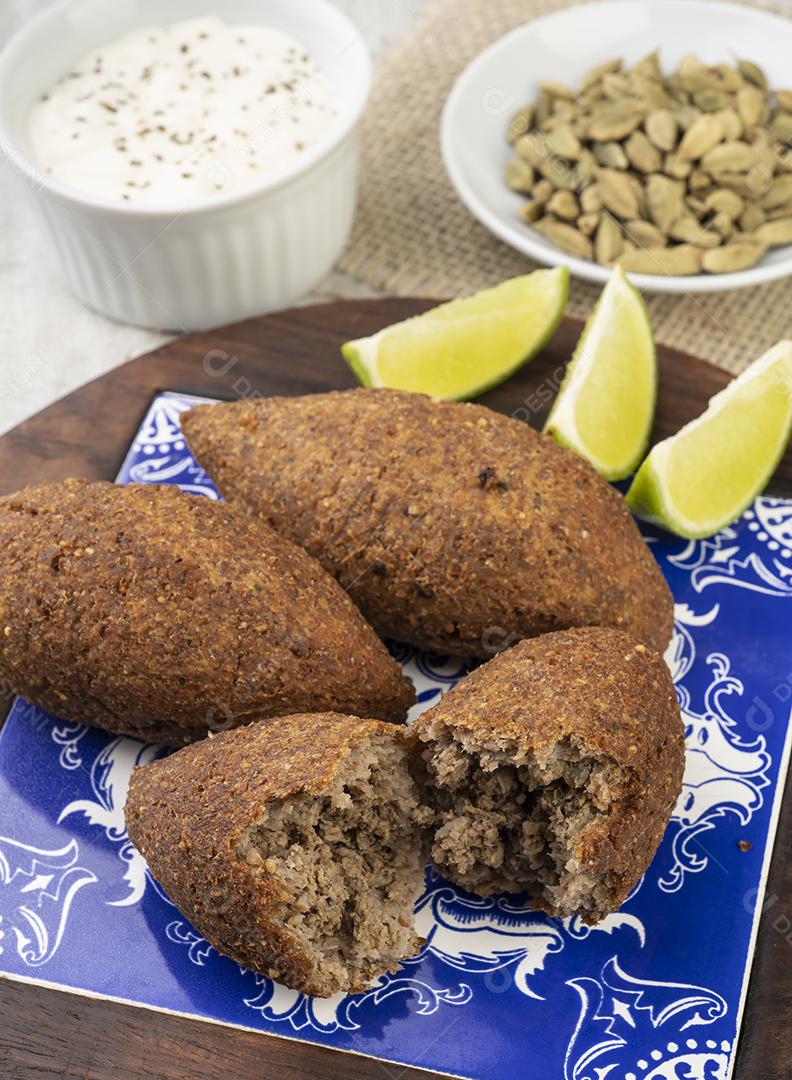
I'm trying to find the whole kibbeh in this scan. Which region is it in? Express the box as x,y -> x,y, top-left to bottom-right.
413,627 -> 684,923
125,713 -> 429,997
181,388 -> 673,657
0,480 -> 414,743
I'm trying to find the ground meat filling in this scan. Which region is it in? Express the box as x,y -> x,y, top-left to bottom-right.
237,737 -> 427,990
421,725 -> 628,920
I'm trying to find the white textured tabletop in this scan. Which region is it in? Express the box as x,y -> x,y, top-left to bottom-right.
0,0 -> 422,437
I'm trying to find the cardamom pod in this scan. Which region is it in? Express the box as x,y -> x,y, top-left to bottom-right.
630,75 -> 676,111
693,90 -> 730,112
633,50 -> 662,80
675,104 -> 704,131
677,113 -> 724,160
545,124 -> 582,159
771,113 -> 792,143
702,241 -> 766,272
714,108 -> 743,141
739,203 -> 766,231
623,219 -> 667,247
688,169 -> 712,193
713,64 -> 743,93
533,217 -> 594,259
596,167 -> 642,218
593,141 -> 628,169
701,141 -> 755,173
580,184 -> 603,213
580,58 -> 622,92
676,55 -> 719,94
668,214 -> 722,247
541,79 -> 575,100
709,172 -> 755,196
710,211 -> 733,239
505,158 -> 535,193
738,59 -> 767,91
646,173 -> 685,231
761,175 -> 792,210
547,190 -> 580,220
594,212 -> 623,265
588,102 -> 644,141
645,109 -> 677,152
550,98 -> 577,120
514,133 -> 545,167
575,149 -> 597,186
664,154 -> 693,179
518,180 -> 553,222
507,106 -> 533,143
754,217 -> 792,246
535,89 -> 553,127
540,110 -> 575,132
533,179 -> 554,202
736,85 -> 767,129
601,72 -> 632,100
577,211 -> 601,237
617,244 -> 703,274
686,195 -> 709,218
625,130 -> 662,173
518,199 -> 547,224
703,189 -> 744,220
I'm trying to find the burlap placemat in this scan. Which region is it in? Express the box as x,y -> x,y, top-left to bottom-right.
338,0 -> 791,374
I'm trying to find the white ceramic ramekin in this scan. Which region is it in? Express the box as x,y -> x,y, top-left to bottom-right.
0,0 -> 371,331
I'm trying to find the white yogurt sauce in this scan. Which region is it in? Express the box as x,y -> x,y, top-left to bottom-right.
28,15 -> 339,207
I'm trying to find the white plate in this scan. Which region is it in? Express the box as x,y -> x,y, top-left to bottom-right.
441,0 -> 792,293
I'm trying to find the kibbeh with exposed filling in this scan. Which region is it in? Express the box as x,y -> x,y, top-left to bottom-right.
413,627 -> 684,923
125,713 -> 429,996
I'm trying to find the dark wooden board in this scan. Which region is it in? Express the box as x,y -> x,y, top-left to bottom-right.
0,298 -> 789,1080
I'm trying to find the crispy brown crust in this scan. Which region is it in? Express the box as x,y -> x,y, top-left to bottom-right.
412,627 -> 685,916
0,480 -> 414,743
125,713 -> 416,995
182,389 -> 674,657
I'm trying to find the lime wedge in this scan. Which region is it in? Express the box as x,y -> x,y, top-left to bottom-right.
341,267 -> 569,400
626,341 -> 792,539
544,267 -> 656,481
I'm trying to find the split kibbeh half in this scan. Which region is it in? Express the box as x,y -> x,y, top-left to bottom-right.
126,713 -> 430,997
181,388 -> 674,657
412,627 -> 685,923
0,480 -> 414,743
125,629 -> 684,995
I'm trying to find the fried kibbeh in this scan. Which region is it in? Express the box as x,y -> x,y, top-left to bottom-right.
181,388 -> 674,657
125,634 -> 683,991
413,627 -> 684,923
0,480 -> 414,743
125,713 -> 429,997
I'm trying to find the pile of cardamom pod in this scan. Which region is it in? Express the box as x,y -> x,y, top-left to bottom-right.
505,52 -> 792,274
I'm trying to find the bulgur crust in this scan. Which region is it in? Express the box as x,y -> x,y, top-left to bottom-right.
0,480 -> 414,743
125,713 -> 426,996
181,389 -> 674,657
412,627 -> 685,921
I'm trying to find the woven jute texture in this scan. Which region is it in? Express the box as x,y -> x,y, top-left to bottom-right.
338,0 -> 791,374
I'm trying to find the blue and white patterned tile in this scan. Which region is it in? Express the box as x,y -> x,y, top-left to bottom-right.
1,390 -> 790,1080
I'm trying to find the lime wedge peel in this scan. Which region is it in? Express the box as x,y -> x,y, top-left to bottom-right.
544,266 -> 656,482
626,341 -> 792,539
341,267 -> 569,401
